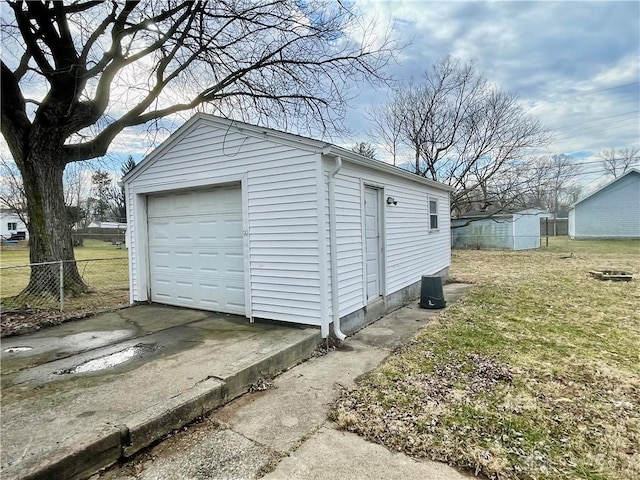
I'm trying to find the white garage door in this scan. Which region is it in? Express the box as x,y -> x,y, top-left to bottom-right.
147,186 -> 245,315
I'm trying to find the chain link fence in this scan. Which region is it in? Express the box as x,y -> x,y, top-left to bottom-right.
0,257 -> 129,313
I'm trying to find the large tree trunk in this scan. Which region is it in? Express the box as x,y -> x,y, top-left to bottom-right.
20,149 -> 87,297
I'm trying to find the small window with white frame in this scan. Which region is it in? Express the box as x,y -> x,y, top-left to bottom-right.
7,222 -> 17,230
429,199 -> 438,230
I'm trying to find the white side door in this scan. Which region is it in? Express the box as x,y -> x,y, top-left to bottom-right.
364,186 -> 382,302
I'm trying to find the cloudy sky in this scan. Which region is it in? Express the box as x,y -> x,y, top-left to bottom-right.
104,1 -> 638,189
2,1 -> 638,193
341,0 -> 640,188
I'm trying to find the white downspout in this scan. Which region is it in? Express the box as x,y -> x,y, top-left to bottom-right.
328,156 -> 347,341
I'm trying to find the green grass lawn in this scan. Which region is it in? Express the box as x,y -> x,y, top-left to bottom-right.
333,237 -> 640,480
1,239 -> 129,312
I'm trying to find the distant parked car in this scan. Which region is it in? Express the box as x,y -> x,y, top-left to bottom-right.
1,231 -> 27,242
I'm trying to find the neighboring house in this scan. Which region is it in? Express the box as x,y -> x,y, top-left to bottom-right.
452,208 -> 549,250
0,209 -> 28,239
123,114 -> 453,338
568,169 -> 640,239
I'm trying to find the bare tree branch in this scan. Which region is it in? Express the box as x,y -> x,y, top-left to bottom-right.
598,147 -> 640,178
0,0 -> 396,293
370,55 -> 550,213
0,157 -> 28,226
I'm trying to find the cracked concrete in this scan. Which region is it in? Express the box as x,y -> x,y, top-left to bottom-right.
1,305 -> 321,480
94,284 -> 474,480
2,285 -> 473,480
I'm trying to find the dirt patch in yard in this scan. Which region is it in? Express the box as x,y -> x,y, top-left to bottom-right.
1,305 -> 126,338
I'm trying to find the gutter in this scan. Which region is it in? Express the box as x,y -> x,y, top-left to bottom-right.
326,155 -> 347,341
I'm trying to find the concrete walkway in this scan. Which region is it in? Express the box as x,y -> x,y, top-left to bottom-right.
2,284 -> 473,480
93,284 -> 474,480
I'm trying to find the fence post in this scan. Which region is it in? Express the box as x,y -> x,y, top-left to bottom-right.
59,260 -> 64,311
545,218 -> 549,247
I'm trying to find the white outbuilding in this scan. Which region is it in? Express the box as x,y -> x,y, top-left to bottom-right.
123,114 -> 452,338
0,209 -> 28,239
452,208 -> 549,250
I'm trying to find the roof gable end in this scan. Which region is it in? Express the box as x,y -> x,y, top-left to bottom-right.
572,169 -> 640,208
124,114 -> 453,191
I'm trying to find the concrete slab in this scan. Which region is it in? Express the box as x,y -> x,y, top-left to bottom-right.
0,305 -> 215,374
354,283 -> 472,350
1,305 -> 321,480
96,423 -> 280,480
263,426 -> 473,480
2,285 -> 473,480
91,284 -> 474,480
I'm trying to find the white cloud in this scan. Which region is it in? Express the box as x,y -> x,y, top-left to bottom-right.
343,0 -> 640,178
592,54 -> 640,87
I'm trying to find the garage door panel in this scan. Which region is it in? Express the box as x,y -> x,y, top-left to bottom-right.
148,186 -> 245,315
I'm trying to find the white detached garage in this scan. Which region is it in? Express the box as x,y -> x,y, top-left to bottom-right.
124,114 -> 452,338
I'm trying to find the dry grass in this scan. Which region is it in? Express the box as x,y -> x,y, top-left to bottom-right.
333,237 -> 640,480
0,238 -> 128,266
0,240 -> 129,319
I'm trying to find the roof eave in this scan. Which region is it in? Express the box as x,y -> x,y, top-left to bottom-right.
322,145 -> 454,192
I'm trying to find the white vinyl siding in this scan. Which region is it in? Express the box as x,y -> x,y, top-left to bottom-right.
323,171 -> 365,317
572,172 -> 640,239
248,163 -> 322,325
126,114 -> 452,332
512,213 -> 544,250
127,118 -> 322,326
322,159 -> 451,318
568,209 -> 576,238
125,183 -> 137,303
385,183 -> 450,292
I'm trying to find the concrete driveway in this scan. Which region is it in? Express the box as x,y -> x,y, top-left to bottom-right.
1,305 -> 321,480
95,283 -> 475,480
2,283 -> 473,480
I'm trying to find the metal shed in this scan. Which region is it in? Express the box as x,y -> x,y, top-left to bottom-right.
452,208 -> 549,250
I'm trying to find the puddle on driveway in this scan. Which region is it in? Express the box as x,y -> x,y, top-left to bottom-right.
54,344 -> 157,375
4,346 -> 33,353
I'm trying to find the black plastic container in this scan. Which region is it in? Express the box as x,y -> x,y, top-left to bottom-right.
419,275 -> 446,309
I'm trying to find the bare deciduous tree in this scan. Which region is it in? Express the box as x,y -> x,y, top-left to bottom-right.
513,154 -> 582,235
1,0 -> 393,295
369,56 -> 550,213
1,158 -> 97,231
598,147 -> 639,178
351,141 -> 377,159
0,157 -> 28,226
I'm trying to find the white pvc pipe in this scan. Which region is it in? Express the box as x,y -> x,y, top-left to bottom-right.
328,156 -> 346,341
